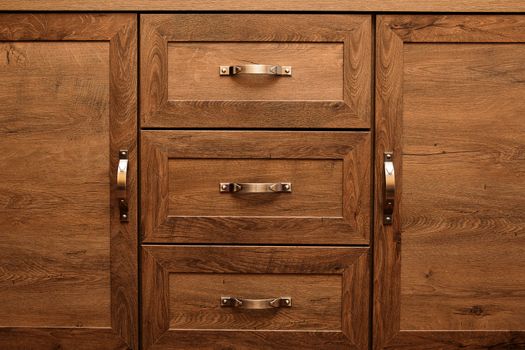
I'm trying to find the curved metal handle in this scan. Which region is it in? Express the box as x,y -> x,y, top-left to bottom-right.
117,150 -> 129,222
383,152 -> 395,225
220,64 -> 292,76
117,150 -> 128,190
220,182 -> 292,193
221,296 -> 292,309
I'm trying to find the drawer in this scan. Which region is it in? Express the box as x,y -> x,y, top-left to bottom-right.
141,131 -> 370,244
142,246 -> 369,350
141,14 -> 371,128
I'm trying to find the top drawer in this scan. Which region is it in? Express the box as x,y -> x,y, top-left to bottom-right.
141,14 -> 371,129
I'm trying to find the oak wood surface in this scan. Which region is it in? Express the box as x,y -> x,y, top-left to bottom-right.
0,41 -> 112,328
401,43 -> 525,332
169,159 -> 343,217
141,131 -> 371,244
1,0 -> 525,12
168,274 -> 342,330
167,42 -> 343,101
141,14 -> 371,128
375,14 -> 525,349
0,13 -> 137,350
142,246 -> 369,350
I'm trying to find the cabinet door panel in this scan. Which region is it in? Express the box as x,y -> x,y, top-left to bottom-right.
0,14 -> 137,350
375,15 -> 525,349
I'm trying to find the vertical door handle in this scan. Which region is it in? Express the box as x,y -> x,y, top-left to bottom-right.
117,150 -> 129,222
383,152 -> 395,225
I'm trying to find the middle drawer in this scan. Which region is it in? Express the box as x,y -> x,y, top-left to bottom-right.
141,131 -> 370,244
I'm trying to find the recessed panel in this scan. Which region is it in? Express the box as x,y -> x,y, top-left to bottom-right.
168,42 -> 343,101
168,158 -> 343,217
0,42 -> 111,327
400,43 -> 525,331
169,273 -> 342,330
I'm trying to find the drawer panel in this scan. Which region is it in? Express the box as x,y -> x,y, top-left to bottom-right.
168,42 -> 343,101
141,14 -> 371,128
142,246 -> 369,350
169,274 -> 341,330
141,131 -> 371,244
170,159 -> 342,217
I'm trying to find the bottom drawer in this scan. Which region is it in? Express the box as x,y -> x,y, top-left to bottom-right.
142,246 -> 369,350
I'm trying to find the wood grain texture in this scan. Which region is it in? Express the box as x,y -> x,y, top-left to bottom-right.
0,14 -> 137,350
169,159 -> 343,217
1,0 -> 525,12
141,131 -> 371,244
401,43 -> 525,331
142,246 -> 369,350
375,15 -> 525,350
0,41 -> 111,328
168,274 -> 342,330
167,42 -> 343,101
141,14 -> 371,128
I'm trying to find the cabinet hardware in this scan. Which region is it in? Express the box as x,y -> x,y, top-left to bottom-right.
118,149 -> 129,222
220,296 -> 292,309
117,150 -> 128,190
219,64 -> 292,76
383,152 -> 395,225
219,182 -> 292,193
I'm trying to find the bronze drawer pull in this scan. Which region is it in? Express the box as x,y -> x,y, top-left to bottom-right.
220,296 -> 292,309
219,64 -> 292,76
117,149 -> 129,222
219,182 -> 292,193
383,152 -> 395,225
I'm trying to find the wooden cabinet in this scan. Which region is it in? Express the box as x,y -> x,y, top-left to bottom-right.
142,246 -> 369,350
0,14 -> 137,349
141,14 -> 371,129
1,8 -> 524,350
375,15 -> 525,349
141,131 -> 370,244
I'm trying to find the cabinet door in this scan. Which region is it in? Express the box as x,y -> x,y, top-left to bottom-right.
375,15 -> 525,349
0,14 -> 137,349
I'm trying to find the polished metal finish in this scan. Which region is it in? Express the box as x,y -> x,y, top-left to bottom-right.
219,182 -> 292,193
220,296 -> 292,309
219,64 -> 292,76
117,150 -> 128,190
383,152 -> 395,225
118,150 -> 129,222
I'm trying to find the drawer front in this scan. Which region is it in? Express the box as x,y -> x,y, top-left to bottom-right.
142,246 -> 369,350
141,14 -> 371,128
141,131 -> 370,244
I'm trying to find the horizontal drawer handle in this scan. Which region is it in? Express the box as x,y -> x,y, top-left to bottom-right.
221,296 -> 292,309
220,182 -> 292,193
219,64 -> 292,76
